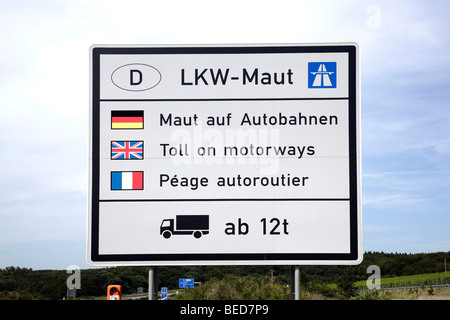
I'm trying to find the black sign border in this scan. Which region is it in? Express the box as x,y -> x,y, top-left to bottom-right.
89,44 -> 360,265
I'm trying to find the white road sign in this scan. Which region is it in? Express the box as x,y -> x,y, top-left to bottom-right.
87,43 -> 362,266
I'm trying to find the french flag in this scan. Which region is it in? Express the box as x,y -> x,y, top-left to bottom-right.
111,171 -> 143,190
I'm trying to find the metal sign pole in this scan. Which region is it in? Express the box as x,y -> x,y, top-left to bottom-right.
149,266 -> 158,300
290,266 -> 300,300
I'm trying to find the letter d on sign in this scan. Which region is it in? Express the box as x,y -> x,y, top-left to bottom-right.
67,265 -> 81,289
130,69 -> 143,85
112,63 -> 161,91
366,265 -> 381,290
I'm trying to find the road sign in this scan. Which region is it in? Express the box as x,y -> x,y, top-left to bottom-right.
161,287 -> 168,300
87,43 -> 362,266
179,278 -> 194,288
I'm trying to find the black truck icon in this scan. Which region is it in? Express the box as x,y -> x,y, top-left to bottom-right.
160,215 -> 209,239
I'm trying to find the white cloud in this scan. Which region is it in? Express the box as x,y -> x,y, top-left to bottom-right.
363,193 -> 425,208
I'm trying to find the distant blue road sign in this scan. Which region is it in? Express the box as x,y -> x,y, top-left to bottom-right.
179,278 -> 194,288
161,287 -> 168,300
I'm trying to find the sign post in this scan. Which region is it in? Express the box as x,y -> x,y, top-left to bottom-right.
88,43 -> 362,266
148,267 -> 158,300
290,266 -> 301,300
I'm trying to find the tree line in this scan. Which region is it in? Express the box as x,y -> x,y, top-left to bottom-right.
0,251 -> 448,300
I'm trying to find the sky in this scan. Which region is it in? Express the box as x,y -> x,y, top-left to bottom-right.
0,0 -> 449,270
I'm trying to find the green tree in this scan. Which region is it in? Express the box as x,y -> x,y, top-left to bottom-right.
336,268 -> 357,299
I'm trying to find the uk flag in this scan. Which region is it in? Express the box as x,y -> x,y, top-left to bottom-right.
111,141 -> 143,160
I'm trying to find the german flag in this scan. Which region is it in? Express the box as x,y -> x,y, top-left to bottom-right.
111,110 -> 143,129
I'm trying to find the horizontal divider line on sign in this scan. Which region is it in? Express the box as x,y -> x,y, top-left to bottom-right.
98,198 -> 351,202
98,97 -> 350,102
